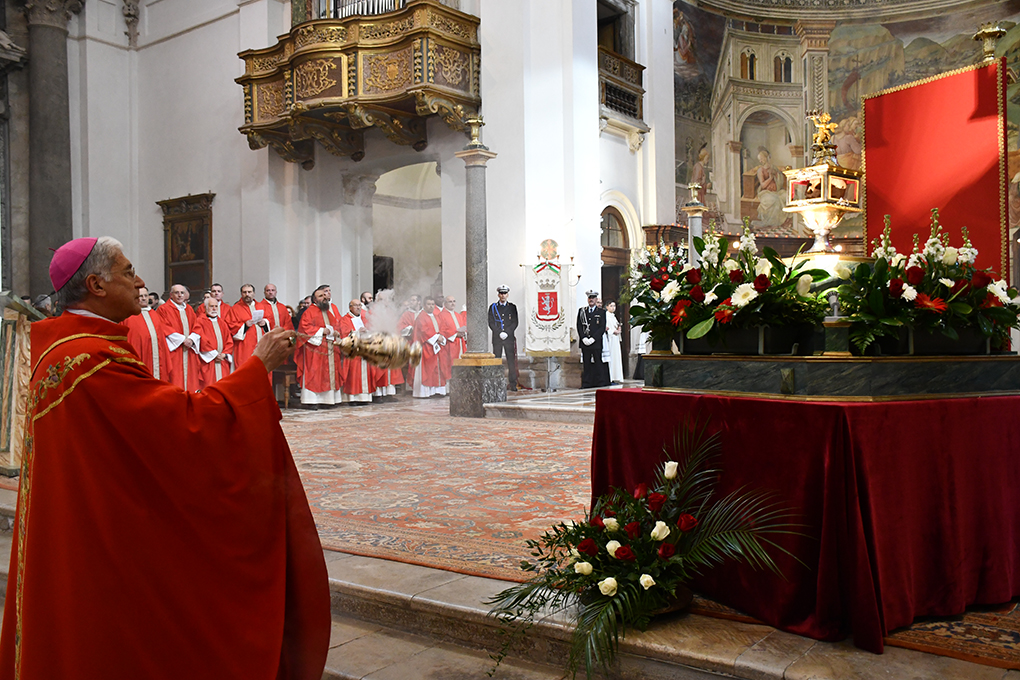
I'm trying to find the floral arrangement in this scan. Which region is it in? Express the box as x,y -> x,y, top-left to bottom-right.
487,419 -> 796,679
627,220 -> 829,350
837,210 -> 1020,353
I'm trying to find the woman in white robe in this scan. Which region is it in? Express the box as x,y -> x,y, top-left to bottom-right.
605,301 -> 624,383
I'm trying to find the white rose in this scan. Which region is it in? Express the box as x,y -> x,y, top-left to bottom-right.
834,261 -> 853,280
650,521 -> 671,541
605,540 -> 622,557
902,284 -> 918,302
598,577 -> 618,596
574,561 -> 593,576
639,574 -> 656,590
755,258 -> 772,277
942,247 -> 959,265
939,278 -> 955,288
723,259 -> 741,272
663,461 -> 678,479
603,518 -> 620,532
661,280 -> 681,304
796,274 -> 812,297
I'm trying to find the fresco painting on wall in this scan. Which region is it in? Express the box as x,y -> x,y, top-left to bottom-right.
673,0 -> 1020,239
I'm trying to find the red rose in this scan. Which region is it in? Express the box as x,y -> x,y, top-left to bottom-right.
906,266 -> 925,286
981,292 -> 1003,309
625,521 -> 642,539
888,278 -> 904,298
729,269 -> 743,283
678,513 -> 699,532
649,276 -> 667,292
673,241 -> 679,248
971,270 -> 993,289
614,545 -> 637,561
686,268 -> 703,284
951,279 -> 969,296
590,516 -> 605,530
604,509 -> 616,517
753,274 -> 771,293
689,285 -> 705,303
647,492 -> 667,514
577,537 -> 598,557
633,483 -> 648,499
657,543 -> 676,559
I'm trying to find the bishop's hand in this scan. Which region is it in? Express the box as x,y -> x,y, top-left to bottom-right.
254,327 -> 296,373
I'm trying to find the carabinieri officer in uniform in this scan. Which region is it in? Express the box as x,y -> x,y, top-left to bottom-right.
488,284 -> 519,391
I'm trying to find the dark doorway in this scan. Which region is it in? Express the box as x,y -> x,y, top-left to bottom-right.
373,255 -> 394,294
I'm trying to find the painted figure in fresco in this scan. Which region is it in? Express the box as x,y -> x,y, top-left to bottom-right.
834,117 -> 862,170
755,149 -> 787,227
689,144 -> 710,203
673,7 -> 697,74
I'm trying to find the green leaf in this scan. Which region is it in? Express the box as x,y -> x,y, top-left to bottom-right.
948,302 -> 973,315
868,290 -> 886,317
687,317 -> 715,339
872,257 -> 888,283
718,236 -> 729,256
879,317 -> 904,326
941,326 -> 959,341
854,262 -> 871,283
977,314 -> 994,335
984,306 -> 1016,323
692,236 -> 706,254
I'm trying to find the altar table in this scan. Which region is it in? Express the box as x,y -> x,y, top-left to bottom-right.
590,388 -> 1020,653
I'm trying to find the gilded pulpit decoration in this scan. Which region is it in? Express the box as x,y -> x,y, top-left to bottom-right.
236,0 -> 480,165
158,193 -> 215,303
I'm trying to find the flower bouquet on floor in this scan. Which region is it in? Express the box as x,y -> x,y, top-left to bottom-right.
486,418 -> 799,679
836,209 -> 1020,354
627,220 -> 828,353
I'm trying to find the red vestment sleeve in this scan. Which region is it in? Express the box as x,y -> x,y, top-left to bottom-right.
0,313 -> 330,680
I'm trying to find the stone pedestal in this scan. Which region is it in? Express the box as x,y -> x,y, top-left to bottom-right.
450,354 -> 505,418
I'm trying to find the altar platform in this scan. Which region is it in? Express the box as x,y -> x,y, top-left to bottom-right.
592,387 -> 1020,654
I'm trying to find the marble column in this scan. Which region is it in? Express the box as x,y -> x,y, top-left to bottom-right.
450,119 -> 501,418
23,0 -> 82,296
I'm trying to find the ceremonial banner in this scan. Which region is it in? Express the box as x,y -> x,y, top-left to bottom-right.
863,59 -> 1007,275
526,240 -> 570,354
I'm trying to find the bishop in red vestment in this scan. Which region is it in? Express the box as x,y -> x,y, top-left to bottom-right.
338,299 -> 374,402
123,286 -> 171,382
295,286 -> 343,405
411,297 -> 446,398
157,283 -> 201,392
195,298 -> 235,391
0,237 -> 330,680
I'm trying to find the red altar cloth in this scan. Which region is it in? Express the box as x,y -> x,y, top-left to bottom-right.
591,388 -> 1020,653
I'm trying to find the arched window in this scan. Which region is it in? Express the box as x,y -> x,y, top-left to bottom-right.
601,207 -> 627,249
783,56 -> 793,82
741,49 -> 756,80
775,54 -> 793,83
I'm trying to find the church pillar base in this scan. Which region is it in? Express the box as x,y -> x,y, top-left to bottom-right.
450,359 -> 505,418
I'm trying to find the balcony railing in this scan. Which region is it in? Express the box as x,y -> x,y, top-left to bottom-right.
598,46 -> 644,122
310,0 -> 407,21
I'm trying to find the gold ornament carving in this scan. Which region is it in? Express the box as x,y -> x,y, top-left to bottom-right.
434,46 -> 468,87
243,85 -> 253,125
257,81 -> 286,119
427,10 -> 474,41
295,25 -> 348,49
361,16 -> 414,42
249,56 -> 279,75
363,52 -> 412,93
295,59 -> 339,98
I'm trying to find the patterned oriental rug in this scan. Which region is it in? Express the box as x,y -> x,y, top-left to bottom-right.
281,402 -> 593,581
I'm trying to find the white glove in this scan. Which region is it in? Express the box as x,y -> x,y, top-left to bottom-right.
582,337 -> 595,346
499,332 -> 507,340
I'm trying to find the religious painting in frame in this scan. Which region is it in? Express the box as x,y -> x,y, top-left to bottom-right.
158,193 -> 215,304
862,59 -> 1007,276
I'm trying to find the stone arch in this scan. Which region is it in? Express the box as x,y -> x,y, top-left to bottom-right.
599,189 -> 642,259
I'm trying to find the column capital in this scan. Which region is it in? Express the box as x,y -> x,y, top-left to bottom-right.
794,20 -> 836,52
455,147 -> 497,167
21,0 -> 84,30
341,173 -> 379,207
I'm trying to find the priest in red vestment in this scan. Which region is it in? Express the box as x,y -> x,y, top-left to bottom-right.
338,299 -> 374,403
229,283 -> 271,371
295,286 -> 344,406
437,295 -> 465,383
195,298 -> 235,391
260,283 -> 294,331
412,296 -> 446,398
204,282 -> 233,319
369,290 -> 403,395
124,286 -> 171,382
0,236 -> 330,680
157,283 -> 201,392
398,295 -> 421,392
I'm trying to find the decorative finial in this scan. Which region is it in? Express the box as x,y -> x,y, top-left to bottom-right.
974,23 -> 1008,63
465,115 -> 485,149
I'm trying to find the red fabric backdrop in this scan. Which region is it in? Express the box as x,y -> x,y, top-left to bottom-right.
591,388 -> 1020,653
864,59 -> 1007,275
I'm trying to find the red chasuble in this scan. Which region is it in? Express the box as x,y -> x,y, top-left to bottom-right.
338,313 -> 374,398
229,300 -> 270,371
123,308 -> 171,382
194,313 -> 235,391
412,312 -> 443,388
156,301 -> 201,392
294,306 -> 342,394
436,308 -> 462,382
259,299 -> 294,332
0,313 -> 329,679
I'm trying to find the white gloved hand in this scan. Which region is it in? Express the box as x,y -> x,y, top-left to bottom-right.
499,332 -> 507,340
582,337 -> 595,346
